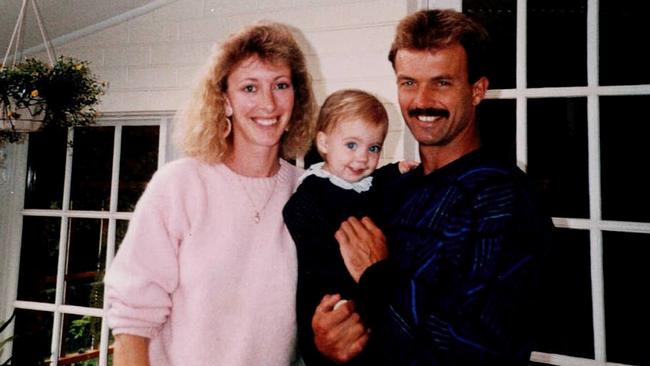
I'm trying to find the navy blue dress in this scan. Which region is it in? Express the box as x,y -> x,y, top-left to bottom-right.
283,164 -> 400,366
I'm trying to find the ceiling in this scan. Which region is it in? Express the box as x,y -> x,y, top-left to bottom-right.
1,0 -> 165,63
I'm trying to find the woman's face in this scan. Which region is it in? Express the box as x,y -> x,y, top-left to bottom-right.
225,54 -> 295,155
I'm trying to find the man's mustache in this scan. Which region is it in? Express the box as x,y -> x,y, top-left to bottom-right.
408,108 -> 449,119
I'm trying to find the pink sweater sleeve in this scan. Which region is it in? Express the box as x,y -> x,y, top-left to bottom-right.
105,161 -> 193,338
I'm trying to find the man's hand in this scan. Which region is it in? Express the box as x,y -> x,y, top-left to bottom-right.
335,216 -> 388,282
312,294 -> 369,363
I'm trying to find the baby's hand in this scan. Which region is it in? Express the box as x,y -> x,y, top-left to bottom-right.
398,160 -> 420,173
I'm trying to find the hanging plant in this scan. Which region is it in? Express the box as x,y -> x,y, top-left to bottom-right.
0,56 -> 106,145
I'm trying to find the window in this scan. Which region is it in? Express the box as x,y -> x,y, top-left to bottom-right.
462,0 -> 650,365
8,115 -> 171,366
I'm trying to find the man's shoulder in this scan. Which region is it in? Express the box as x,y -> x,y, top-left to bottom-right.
453,154 -> 523,189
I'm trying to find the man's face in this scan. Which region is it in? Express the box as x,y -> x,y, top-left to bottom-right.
394,44 -> 487,148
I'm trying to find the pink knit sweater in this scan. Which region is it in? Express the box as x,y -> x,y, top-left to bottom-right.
105,157 -> 302,365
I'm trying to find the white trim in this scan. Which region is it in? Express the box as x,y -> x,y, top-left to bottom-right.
99,110 -> 176,120
552,218 -> 650,234
21,209 -> 133,220
515,0 -> 528,171
159,117 -> 169,169
98,127 -> 123,366
487,84 -> 650,99
531,351 -> 631,366
49,128 -> 74,366
586,0 -> 606,360
110,126 -> 123,214
12,301 -> 104,318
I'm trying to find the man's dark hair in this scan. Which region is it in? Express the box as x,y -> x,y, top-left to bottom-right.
388,9 -> 491,83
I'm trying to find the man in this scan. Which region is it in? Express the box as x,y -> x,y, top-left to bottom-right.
310,9 -> 552,365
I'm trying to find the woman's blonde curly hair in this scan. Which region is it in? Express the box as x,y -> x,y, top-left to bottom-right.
176,21 -> 316,164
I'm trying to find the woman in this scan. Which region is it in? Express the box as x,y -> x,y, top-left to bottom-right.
105,21 -> 316,366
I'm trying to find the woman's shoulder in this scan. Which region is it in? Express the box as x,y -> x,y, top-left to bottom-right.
279,159 -> 304,185
143,157 -> 215,196
152,157 -> 213,180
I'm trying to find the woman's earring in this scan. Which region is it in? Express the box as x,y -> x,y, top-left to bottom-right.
224,117 -> 232,137
224,104 -> 233,137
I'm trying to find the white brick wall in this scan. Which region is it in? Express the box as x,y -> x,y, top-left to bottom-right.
46,0 -> 416,161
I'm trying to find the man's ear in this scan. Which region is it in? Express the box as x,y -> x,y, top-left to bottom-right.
316,131 -> 328,155
225,97 -> 233,117
471,76 -> 489,106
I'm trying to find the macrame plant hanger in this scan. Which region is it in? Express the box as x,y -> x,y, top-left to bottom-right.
1,0 -> 56,131
2,0 -> 56,69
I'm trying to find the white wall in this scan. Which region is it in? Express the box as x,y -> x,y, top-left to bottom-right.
48,0 -> 418,163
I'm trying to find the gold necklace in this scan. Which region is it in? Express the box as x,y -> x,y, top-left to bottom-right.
235,173 -> 279,224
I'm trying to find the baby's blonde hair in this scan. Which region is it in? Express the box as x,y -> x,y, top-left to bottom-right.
317,89 -> 388,133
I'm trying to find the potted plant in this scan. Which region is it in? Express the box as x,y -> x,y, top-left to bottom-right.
0,56 -> 106,145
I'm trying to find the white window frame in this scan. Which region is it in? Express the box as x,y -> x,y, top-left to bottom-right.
0,111 -> 176,366
424,0 -> 650,365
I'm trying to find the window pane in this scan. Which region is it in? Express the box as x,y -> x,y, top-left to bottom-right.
463,0 -> 517,89
476,98 -> 516,164
118,126 -> 159,212
115,219 -> 130,254
600,96 -> 650,222
528,98 -> 589,218
600,0 -> 650,86
527,0 -> 587,87
59,314 -> 103,365
536,228 -> 594,358
64,218 -> 108,308
603,232 -> 650,366
17,216 -> 60,303
11,309 -> 53,365
24,129 -> 67,209
70,126 -> 114,211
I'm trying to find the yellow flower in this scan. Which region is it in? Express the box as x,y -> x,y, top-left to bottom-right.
75,64 -> 84,71
31,89 -> 39,97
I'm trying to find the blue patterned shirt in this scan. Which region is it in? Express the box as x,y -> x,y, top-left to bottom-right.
359,148 -> 553,365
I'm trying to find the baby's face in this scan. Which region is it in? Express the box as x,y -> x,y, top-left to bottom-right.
318,118 -> 387,183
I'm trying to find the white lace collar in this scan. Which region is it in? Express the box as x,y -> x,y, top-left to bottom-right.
299,162 -> 373,193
